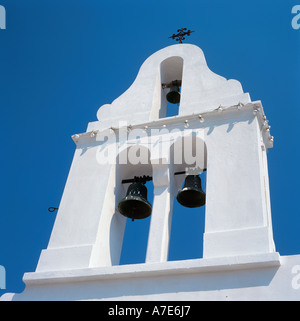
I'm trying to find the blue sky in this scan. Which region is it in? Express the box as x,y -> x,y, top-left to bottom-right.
0,0 -> 299,296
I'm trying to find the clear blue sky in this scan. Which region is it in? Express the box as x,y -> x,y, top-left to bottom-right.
0,0 -> 299,296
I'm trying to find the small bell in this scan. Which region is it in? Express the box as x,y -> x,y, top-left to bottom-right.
166,85 -> 180,104
176,175 -> 206,208
118,182 -> 152,220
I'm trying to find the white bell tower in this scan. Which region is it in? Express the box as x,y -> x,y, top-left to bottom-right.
3,44 -> 300,301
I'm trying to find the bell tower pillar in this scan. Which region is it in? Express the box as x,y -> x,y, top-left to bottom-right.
202,105 -> 275,258
145,161 -> 175,263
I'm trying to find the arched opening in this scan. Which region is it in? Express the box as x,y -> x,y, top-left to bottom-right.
168,134 -> 207,261
160,56 -> 184,118
116,145 -> 154,265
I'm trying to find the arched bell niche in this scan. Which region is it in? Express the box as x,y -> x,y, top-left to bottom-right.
151,56 -> 184,120
168,133 -> 207,261
115,145 -> 154,265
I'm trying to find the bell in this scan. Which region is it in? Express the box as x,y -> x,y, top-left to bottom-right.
176,175 -> 206,208
166,85 -> 181,104
118,182 -> 152,220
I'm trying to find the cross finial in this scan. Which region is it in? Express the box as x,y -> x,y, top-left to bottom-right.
169,28 -> 194,44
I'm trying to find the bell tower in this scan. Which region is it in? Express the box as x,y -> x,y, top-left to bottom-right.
7,43 -> 300,302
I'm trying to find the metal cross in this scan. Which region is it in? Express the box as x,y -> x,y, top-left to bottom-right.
169,28 -> 194,44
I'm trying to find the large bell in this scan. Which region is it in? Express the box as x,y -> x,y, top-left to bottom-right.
176,175 -> 206,208
118,182 -> 152,220
166,85 -> 181,104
